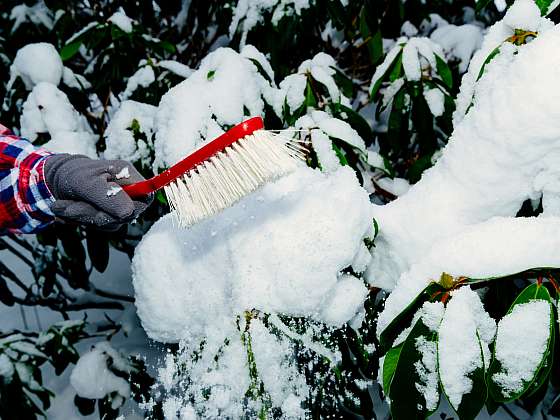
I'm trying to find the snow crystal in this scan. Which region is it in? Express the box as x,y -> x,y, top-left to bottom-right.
438,287 -> 496,408
20,82 -> 97,157
492,299 -> 551,397
369,23 -> 560,308
423,87 -> 445,117
414,336 -> 438,411
107,186 -> 122,197
108,8 -> 134,33
115,167 -> 130,179
121,66 -> 155,100
132,166 -> 373,342
10,43 -> 62,90
430,24 -> 483,73
153,46 -> 275,171
250,320 -> 308,410
105,100 -> 156,165
70,342 -> 130,400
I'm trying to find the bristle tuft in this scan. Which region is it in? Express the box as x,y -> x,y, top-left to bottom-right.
164,130 -> 305,227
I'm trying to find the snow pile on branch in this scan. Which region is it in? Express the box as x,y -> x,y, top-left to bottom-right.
430,24 -> 483,73
269,52 -> 349,116
108,7 -> 134,33
70,342 -> 130,401
104,100 -> 157,165
20,82 -> 97,157
492,299 -> 551,396
153,45 -> 276,171
454,0 -> 553,126
133,166 -> 373,342
133,166 -> 372,416
438,287 -> 496,407
10,43 -> 62,90
371,15 -> 560,325
295,110 -> 367,172
229,0 -> 313,47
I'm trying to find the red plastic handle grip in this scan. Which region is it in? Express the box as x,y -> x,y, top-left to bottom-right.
122,116 -> 264,199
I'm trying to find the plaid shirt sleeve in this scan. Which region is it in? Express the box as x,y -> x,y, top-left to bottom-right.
0,123 -> 55,235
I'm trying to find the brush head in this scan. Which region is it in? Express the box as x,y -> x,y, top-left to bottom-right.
163,129 -> 305,227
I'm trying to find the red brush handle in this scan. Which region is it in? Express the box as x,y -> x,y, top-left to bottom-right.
122,117 -> 264,199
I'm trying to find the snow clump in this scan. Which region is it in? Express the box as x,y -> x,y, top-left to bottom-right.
132,165 -> 373,342
492,299 -> 551,397
10,43 -> 62,90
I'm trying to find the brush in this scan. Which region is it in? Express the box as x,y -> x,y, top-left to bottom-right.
122,116 -> 306,226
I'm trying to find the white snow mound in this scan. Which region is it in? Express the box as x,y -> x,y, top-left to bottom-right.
132,166 -> 373,343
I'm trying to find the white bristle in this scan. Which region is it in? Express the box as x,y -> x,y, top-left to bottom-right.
164,129 -> 306,227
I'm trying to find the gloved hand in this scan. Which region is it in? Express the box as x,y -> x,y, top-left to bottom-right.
44,154 -> 153,231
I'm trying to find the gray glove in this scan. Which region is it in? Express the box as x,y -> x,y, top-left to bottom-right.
44,154 -> 152,231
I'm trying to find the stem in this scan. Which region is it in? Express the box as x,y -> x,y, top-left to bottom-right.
92,287 -> 134,303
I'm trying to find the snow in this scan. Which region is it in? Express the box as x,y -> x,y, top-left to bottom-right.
121,66 -> 156,100
494,0 -> 507,12
296,110 -> 366,152
132,166 -> 373,342
430,24 -> 483,73
250,320 -> 308,411
70,342 -> 130,400
453,2 -> 553,126
62,66 -> 92,90
310,129 -> 339,172
229,0 -> 312,47
423,87 -> 445,117
10,43 -> 63,90
402,37 -> 442,82
368,23 -> 560,309
437,287 -> 496,408
107,186 -> 123,197
414,336 -> 438,411
0,354 -> 14,381
376,177 -> 411,197
108,8 -> 134,33
153,46 -> 275,170
115,167 -> 130,179
156,60 -> 194,78
20,82 -> 97,157
270,52 -> 347,116
10,2 -> 54,33
492,299 -> 551,397
104,100 -> 157,166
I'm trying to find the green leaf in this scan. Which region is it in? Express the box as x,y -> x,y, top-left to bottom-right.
370,50 -> 402,99
304,81 -> 317,109
475,0 -> 493,13
331,142 -> 348,166
330,103 -> 373,144
535,0 -> 560,15
60,41 -> 82,61
378,282 -> 446,351
85,228 -> 109,273
477,47 -> 501,82
487,283 -> 554,402
382,343 -> 403,392
388,318 -> 440,419
207,70 -> 216,80
435,55 -> 453,90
